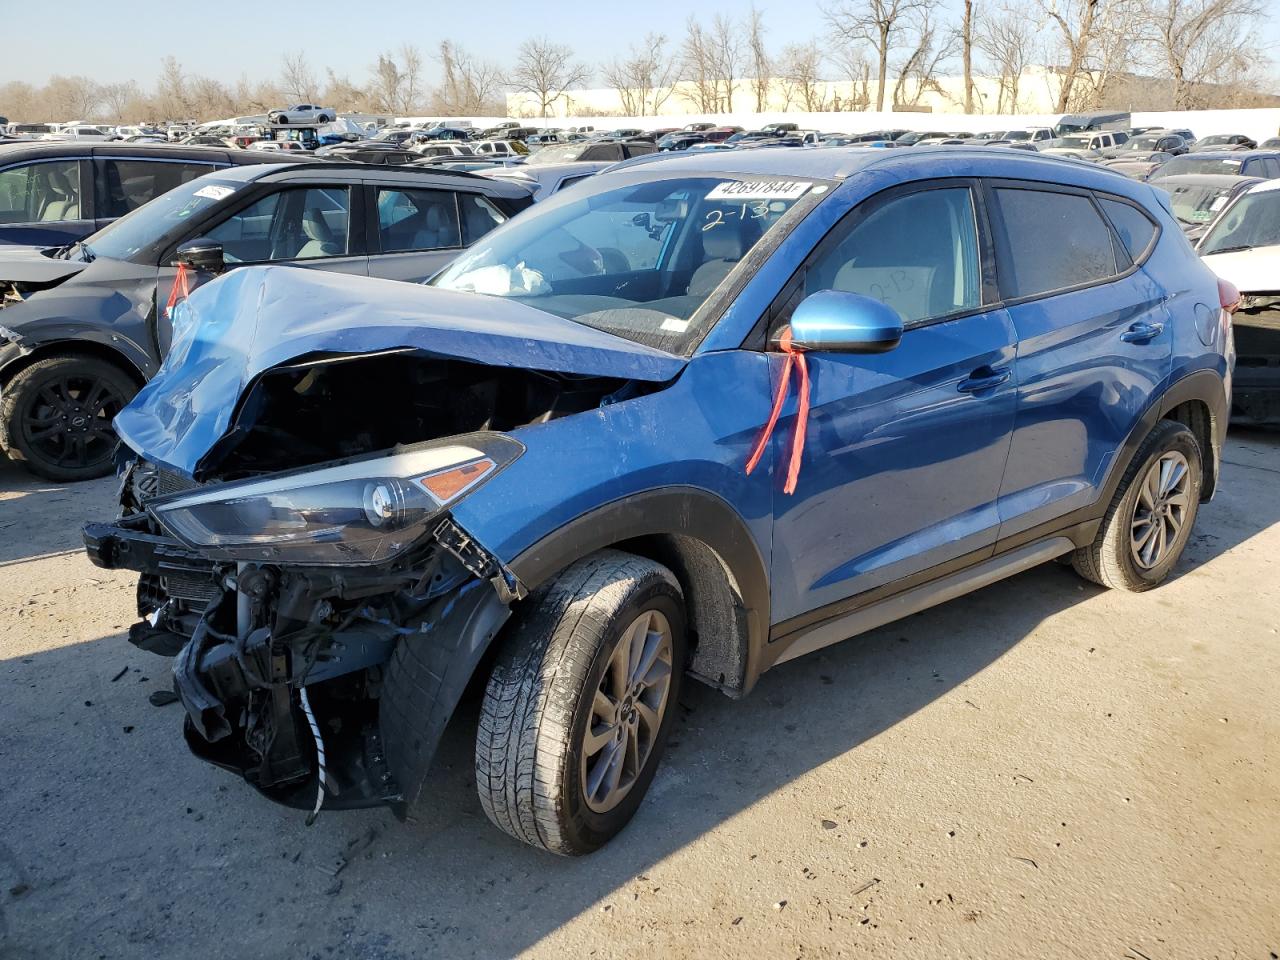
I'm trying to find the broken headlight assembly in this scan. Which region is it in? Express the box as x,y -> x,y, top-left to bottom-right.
147,433 -> 522,565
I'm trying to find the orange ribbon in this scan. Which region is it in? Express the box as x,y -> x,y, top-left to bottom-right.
164,262 -> 191,317
745,328 -> 811,495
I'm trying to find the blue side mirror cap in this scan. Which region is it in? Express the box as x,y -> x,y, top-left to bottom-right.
788,289 -> 904,354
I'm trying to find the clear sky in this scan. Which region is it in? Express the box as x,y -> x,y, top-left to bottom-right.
3,0 -> 1278,90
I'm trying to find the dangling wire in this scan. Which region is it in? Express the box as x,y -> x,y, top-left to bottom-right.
299,687 -> 328,826
745,328 -> 811,495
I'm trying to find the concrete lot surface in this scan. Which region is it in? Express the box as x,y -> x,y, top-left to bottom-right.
0,433 -> 1277,960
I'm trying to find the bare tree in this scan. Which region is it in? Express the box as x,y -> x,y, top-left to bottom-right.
0,82 -> 39,122
891,10 -> 959,107
435,40 -> 504,114
602,33 -> 679,116
1036,0 -> 1145,111
680,14 -> 740,112
778,41 -> 832,111
369,45 -> 425,114
322,70 -> 365,113
508,37 -> 590,118
824,0 -> 935,111
281,52 -> 319,102
975,1 -> 1037,112
1145,0 -> 1264,108
154,56 -> 190,119
746,6 -> 772,112
99,81 -> 140,122
962,0 -> 974,113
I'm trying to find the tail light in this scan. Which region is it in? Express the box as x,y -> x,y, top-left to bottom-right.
1218,278 -> 1241,315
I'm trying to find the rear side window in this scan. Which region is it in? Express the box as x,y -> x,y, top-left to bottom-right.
377,188 -> 461,252
459,194 -> 506,244
991,188 -> 1118,300
96,159 -> 214,220
1098,198 -> 1157,262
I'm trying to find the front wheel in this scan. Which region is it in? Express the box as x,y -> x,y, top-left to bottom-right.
0,355 -> 136,482
476,550 -> 686,855
1072,420 -> 1202,591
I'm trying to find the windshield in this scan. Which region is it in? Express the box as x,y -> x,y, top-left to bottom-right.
1200,188 -> 1280,254
433,174 -> 824,354
1123,136 -> 1163,150
1002,130 -> 1032,141
1151,155 -> 1244,179
1198,135 -> 1238,147
1056,136 -> 1091,149
526,144 -> 595,164
86,178 -> 241,261
1160,183 -> 1234,225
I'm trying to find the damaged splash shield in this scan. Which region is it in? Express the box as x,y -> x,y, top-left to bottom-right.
113,265 -> 686,479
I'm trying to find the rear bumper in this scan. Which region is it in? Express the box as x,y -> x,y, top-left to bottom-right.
1232,308 -> 1280,425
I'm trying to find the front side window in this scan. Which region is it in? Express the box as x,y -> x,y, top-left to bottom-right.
205,186 -> 351,263
435,174 -> 822,353
804,187 -> 982,325
377,188 -> 461,252
1199,188 -> 1280,255
991,188 -> 1118,299
0,160 -> 82,224
96,160 -> 213,220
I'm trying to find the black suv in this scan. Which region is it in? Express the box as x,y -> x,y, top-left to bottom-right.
0,162 -> 534,481
0,141 -> 289,248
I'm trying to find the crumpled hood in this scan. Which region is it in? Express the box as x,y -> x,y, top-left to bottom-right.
0,245 -> 89,284
1200,245 -> 1280,294
114,265 -> 686,477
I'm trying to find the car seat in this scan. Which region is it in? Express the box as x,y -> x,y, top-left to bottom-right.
40,168 -> 79,221
688,223 -> 756,297
296,207 -> 341,258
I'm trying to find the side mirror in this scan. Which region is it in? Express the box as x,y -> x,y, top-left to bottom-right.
787,289 -> 904,354
176,238 -> 225,274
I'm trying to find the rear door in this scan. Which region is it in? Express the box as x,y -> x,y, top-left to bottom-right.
989,182 -> 1172,540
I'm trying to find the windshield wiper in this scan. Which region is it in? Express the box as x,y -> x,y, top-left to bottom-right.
1204,244 -> 1252,254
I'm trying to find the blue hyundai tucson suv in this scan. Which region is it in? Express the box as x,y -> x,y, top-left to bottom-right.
84,147 -> 1234,855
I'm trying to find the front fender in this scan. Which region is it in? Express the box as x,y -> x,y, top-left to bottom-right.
0,291 -> 158,381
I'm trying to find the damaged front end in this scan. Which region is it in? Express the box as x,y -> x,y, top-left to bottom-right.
86,435 -> 525,814
81,264 -> 684,816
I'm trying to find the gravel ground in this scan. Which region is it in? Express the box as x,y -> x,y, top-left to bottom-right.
0,432 -> 1277,960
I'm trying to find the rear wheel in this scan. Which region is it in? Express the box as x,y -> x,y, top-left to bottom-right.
0,355 -> 136,482
476,550 -> 685,855
1071,420 -> 1202,591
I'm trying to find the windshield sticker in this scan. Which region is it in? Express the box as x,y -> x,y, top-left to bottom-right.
193,185 -> 235,201
660,317 -> 691,333
706,180 -> 811,201
1210,195 -> 1228,211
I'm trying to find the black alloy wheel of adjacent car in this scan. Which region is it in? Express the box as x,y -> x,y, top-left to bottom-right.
0,355 -> 137,482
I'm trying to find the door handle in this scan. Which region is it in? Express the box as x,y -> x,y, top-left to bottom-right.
1120,321 -> 1165,344
957,367 -> 1011,393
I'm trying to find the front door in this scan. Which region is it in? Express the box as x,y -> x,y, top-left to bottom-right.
766,182 -> 1018,626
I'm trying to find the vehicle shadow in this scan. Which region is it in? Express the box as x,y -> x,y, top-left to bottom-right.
0,432 -> 1276,959
0,458 -> 118,566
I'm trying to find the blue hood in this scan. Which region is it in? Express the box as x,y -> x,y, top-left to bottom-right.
114,265 -> 685,477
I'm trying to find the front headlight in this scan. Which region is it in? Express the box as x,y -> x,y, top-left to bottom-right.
148,433 -> 522,564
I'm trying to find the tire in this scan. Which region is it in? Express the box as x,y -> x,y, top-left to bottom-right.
1071,420 -> 1202,591
476,550 -> 686,856
0,355 -> 136,482
317,114 -> 332,123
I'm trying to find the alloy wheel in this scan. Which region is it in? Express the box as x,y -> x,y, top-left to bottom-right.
20,372 -> 126,472
580,609 -> 674,813
1130,451 -> 1191,570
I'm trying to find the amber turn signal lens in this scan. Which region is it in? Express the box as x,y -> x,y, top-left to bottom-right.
419,458 -> 495,503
